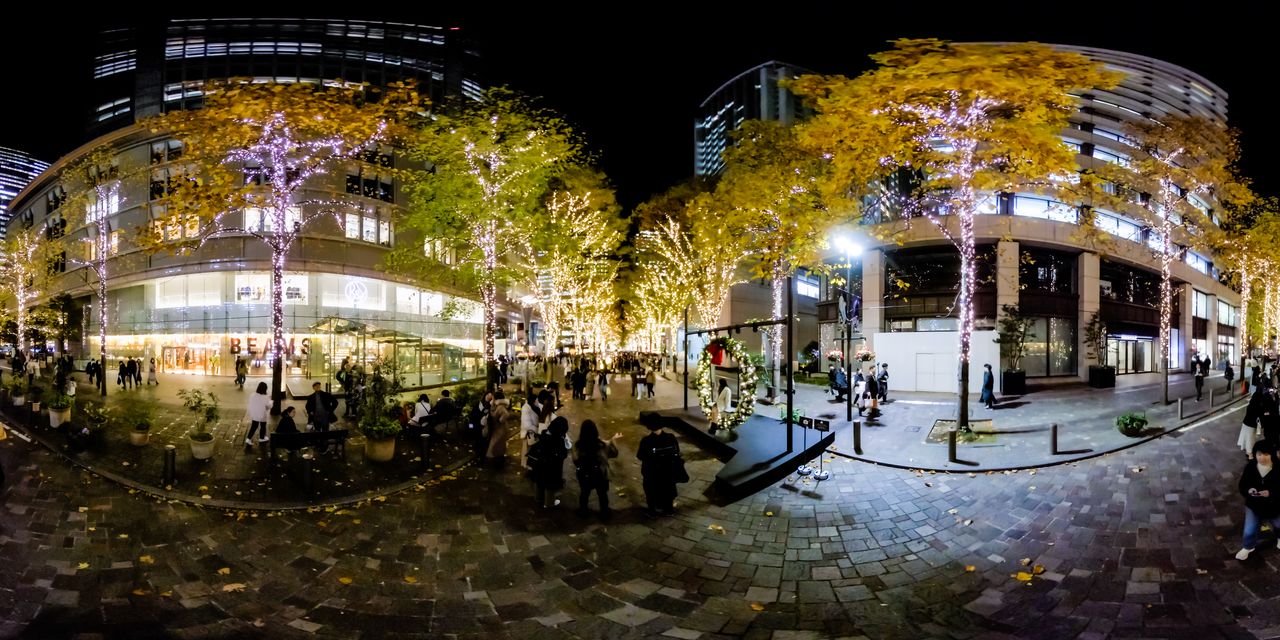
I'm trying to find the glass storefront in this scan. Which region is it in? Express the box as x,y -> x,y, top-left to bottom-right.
1107,336 -> 1155,374
1023,317 -> 1077,377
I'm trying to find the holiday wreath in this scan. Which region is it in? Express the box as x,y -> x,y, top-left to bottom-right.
696,336 -> 758,429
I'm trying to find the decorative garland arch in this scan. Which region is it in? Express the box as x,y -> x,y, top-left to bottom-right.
696,337 -> 758,429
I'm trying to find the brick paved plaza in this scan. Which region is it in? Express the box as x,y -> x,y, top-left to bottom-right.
1,370 -> 1277,639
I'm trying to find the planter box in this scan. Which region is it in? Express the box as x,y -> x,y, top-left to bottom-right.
365,437 -> 395,462
49,407 -> 71,428
1088,365 -> 1116,389
130,430 -> 150,447
190,435 -> 215,460
1000,370 -> 1026,396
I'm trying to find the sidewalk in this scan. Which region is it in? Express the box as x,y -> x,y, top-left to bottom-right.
660,368 -> 1249,472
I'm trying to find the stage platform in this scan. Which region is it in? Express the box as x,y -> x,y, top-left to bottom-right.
639,407 -> 836,502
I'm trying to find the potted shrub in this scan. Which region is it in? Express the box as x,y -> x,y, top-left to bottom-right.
1115,411 -> 1148,437
360,415 -> 401,462
9,380 -> 27,407
359,357 -> 403,462
47,393 -> 73,428
993,304 -> 1032,395
116,395 -> 156,447
72,403 -> 110,451
28,384 -> 44,413
177,388 -> 219,460
1084,312 -> 1116,388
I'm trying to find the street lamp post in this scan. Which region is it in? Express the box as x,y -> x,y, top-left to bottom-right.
834,237 -> 862,423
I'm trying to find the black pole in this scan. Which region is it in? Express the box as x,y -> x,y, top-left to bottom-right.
845,260 -> 853,422
786,276 -> 794,453
683,306 -> 689,413
99,355 -> 107,397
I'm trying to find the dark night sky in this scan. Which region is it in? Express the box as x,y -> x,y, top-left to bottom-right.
1,5 -> 1272,210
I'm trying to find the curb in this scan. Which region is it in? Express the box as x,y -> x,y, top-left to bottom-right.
0,410 -> 478,511
827,393 -> 1249,474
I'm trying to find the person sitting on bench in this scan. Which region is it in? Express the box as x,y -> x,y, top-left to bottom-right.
275,406 -> 299,434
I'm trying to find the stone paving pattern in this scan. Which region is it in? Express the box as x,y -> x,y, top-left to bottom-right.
1,371 -> 1278,639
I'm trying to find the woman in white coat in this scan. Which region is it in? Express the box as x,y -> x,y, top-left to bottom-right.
244,382 -> 272,445
710,379 -> 732,434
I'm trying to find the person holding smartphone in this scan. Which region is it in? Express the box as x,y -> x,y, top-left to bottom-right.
1236,440 -> 1280,560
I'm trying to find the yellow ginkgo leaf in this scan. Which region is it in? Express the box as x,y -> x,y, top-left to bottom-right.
404,576 -> 418,584
77,562 -> 90,570
118,534 -> 129,539
1014,572 -> 1033,582
1019,558 -> 1031,566
708,524 -> 726,533
964,565 -> 976,572
765,511 -> 774,517
131,588 -> 149,596
338,577 -> 353,585
217,567 -> 231,575
222,583 -> 246,592
139,555 -> 155,565
749,603 -> 765,611
1031,565 -> 1046,575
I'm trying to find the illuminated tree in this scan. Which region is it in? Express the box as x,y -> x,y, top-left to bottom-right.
791,39 -> 1120,429
0,226 -> 54,354
517,168 -> 626,357
1091,115 -> 1250,403
145,80 -> 424,412
1220,199 -> 1280,375
717,119 -> 830,387
399,88 -> 578,365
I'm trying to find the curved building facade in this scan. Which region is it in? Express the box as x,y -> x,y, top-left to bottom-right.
7,18 -> 500,388
823,45 -> 1240,392
694,60 -> 815,178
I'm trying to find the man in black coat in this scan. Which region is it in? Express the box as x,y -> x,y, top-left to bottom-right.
306,382 -> 338,433
637,423 -> 682,516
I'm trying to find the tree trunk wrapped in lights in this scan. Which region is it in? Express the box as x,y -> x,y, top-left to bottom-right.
144,80 -> 425,413
791,40 -> 1120,429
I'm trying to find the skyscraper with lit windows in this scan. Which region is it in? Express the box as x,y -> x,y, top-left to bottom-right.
0,146 -> 50,240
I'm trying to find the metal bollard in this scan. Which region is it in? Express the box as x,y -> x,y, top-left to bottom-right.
1050,423 -> 1059,455
162,445 -> 176,486
419,433 -> 432,470
300,453 -> 314,493
854,420 -> 863,455
1209,389 -> 1214,407
1177,397 -> 1184,419
948,429 -> 958,463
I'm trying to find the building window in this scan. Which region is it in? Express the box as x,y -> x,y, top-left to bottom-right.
93,50 -> 137,78
1019,248 -> 1075,294
48,251 -> 67,274
85,182 -> 121,225
95,97 -> 131,122
797,275 -> 819,299
150,168 -> 179,200
1185,251 -> 1210,275
1022,317 -> 1077,377
150,140 -> 184,165
346,167 -> 394,203
888,319 -> 913,332
45,186 -> 67,213
243,207 -> 301,233
86,231 -> 121,261
1092,147 -> 1130,167
1093,210 -> 1142,242
916,317 -> 958,332
338,210 -> 392,246
1218,334 -> 1237,368
1012,195 -> 1076,223
150,205 -> 200,243
1218,301 -> 1237,327
424,238 -> 455,264
1192,290 -> 1210,319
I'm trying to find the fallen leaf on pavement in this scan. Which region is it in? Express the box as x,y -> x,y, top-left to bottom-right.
1032,565 -> 1045,575
947,509 -> 958,515
1014,571 -> 1033,582
339,577 -> 353,585
1020,558 -> 1031,566
217,567 -> 230,575
1196,569 -> 1208,575
139,556 -> 155,565
77,562 -> 90,570
965,565 -> 976,572
708,524 -> 726,533
404,576 -> 418,584
222,583 -> 246,592
749,603 -> 765,611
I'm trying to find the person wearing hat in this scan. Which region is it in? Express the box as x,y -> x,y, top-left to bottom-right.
637,422 -> 682,516
1237,440 -> 1280,560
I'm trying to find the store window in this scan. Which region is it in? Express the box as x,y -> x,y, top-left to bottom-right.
1022,317 -> 1077,377
343,210 -> 393,246
424,238 -> 456,264
1012,195 -> 1077,223
1192,290 -> 1210,319
1218,334 -> 1237,368
320,274 -> 386,311
234,273 -> 307,304
243,206 -> 301,233
85,182 -> 120,225
150,140 -> 183,165
1218,301 -> 1237,327
916,317 -> 958,332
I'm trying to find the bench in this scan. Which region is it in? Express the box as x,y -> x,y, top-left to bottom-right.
269,429 -> 350,463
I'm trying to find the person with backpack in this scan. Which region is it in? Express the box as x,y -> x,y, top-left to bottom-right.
638,422 -> 684,516
531,416 -> 571,509
573,420 -> 621,518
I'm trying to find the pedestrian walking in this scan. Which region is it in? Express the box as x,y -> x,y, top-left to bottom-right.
244,382 -> 272,446
638,422 -> 685,516
572,420 -> 621,518
147,358 -> 158,386
1227,363 -> 1236,392
133,358 -> 143,386
980,363 -> 996,409
865,373 -> 881,417
877,363 -> 889,402
1194,354 -> 1205,401
520,389 -> 543,469
1235,441 -> 1280,561
485,391 -> 511,467
645,368 -> 657,398
1240,386 -> 1275,458
117,360 -> 128,389
598,369 -> 609,401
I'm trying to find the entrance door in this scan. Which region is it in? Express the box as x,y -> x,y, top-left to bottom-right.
1108,338 -> 1154,374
